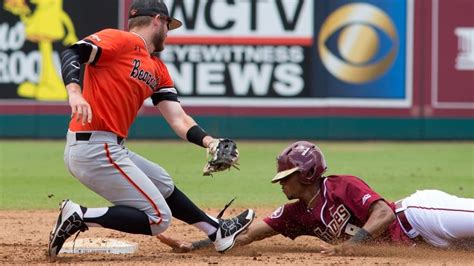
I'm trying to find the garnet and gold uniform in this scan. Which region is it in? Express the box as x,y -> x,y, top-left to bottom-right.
264,176 -> 474,247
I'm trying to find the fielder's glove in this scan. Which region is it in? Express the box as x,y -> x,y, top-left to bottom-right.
203,138 -> 240,176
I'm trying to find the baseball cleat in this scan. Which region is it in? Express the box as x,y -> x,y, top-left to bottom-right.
48,199 -> 88,258
213,209 -> 255,253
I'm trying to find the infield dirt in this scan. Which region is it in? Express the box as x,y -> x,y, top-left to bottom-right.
1,208 -> 472,265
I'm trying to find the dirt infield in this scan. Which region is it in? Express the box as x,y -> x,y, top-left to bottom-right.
1,208 -> 473,265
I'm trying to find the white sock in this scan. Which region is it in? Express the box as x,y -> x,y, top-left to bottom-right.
192,221 -> 218,236
83,207 -> 109,227
207,214 -> 219,224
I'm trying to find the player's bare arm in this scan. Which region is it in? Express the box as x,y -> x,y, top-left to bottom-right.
321,200 -> 395,255
235,220 -> 279,246
157,220 -> 277,252
360,200 -> 396,238
157,100 -> 216,147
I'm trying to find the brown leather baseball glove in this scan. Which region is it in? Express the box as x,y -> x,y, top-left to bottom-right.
203,138 -> 240,176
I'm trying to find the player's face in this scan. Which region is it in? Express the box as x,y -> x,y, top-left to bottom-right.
152,16 -> 169,52
279,173 -> 304,200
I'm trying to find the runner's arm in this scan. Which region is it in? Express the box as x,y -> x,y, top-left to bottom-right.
359,200 -> 395,239
159,220 -> 279,252
235,220 -> 279,246
320,200 -> 395,255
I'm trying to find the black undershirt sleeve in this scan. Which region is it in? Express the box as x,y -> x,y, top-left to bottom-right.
60,40 -> 101,86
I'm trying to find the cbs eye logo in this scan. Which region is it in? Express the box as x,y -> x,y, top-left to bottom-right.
318,3 -> 398,84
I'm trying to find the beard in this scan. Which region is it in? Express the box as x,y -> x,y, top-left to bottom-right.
152,27 -> 166,52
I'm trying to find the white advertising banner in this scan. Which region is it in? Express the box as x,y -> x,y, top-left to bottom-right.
164,0 -> 313,42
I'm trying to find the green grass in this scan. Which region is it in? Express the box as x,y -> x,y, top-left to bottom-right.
0,140 -> 473,210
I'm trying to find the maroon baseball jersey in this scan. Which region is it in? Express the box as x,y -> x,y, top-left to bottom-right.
263,175 -> 410,244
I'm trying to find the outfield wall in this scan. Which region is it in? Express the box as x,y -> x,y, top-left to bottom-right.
1,115 -> 472,140
0,0 -> 472,139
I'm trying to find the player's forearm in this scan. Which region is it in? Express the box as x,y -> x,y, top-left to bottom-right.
66,83 -> 82,97
159,102 -> 195,138
158,101 -> 215,147
360,201 -> 395,239
172,116 -> 216,147
235,220 -> 278,246
168,115 -> 195,139
235,232 -> 255,246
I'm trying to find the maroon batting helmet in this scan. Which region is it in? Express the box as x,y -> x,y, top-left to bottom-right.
272,141 -> 327,185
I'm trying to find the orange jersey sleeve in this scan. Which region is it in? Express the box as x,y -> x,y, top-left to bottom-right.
154,58 -> 174,89
150,56 -> 179,105
84,29 -> 126,65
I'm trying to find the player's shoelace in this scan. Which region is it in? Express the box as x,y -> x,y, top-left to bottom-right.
52,212 -> 88,255
215,197 -> 251,238
71,224 -> 88,253
216,197 -> 236,219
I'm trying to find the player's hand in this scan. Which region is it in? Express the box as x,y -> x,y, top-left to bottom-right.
171,240 -> 194,253
320,241 -> 356,256
67,83 -> 92,125
156,234 -> 194,253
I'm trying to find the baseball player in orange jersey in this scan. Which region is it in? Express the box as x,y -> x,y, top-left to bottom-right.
48,0 -> 255,258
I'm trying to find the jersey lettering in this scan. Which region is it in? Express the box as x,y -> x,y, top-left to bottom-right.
313,205 -> 351,242
270,206 -> 284,219
90,34 -> 101,42
362,194 -> 372,205
130,59 -> 159,91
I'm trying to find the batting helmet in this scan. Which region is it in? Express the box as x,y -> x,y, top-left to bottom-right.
272,141 -> 327,185
129,0 -> 182,30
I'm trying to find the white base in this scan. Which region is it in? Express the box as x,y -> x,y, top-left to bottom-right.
59,238 -> 138,254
